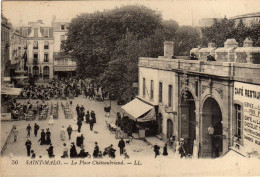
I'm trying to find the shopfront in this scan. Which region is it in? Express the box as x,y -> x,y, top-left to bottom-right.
233,82 -> 260,158
121,98 -> 158,138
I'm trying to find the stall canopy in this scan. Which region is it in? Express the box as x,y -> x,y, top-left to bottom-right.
121,98 -> 156,122
1,87 -> 22,95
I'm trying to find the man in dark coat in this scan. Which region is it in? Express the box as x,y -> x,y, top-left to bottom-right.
67,125 -> 72,140
93,142 -> 99,158
46,143 -> 54,158
163,144 -> 168,156
38,129 -> 46,145
45,128 -> 51,145
154,144 -> 160,158
85,111 -> 90,124
34,123 -> 40,137
70,143 -> 77,158
26,124 -> 32,138
77,119 -> 82,132
89,118 -> 94,131
25,138 -> 32,157
118,138 -> 125,155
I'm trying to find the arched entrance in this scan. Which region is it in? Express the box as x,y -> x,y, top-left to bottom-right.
180,91 -> 196,155
167,119 -> 173,139
43,66 -> 50,79
201,97 -> 223,158
32,66 -> 39,78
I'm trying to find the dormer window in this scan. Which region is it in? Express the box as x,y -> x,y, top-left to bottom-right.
34,28 -> 38,37
61,25 -> 65,30
44,29 -> 49,37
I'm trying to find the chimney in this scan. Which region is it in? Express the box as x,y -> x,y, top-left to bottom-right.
243,37 -> 253,47
164,41 -> 174,58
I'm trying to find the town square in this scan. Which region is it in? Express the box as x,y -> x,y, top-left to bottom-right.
1,0 -> 260,176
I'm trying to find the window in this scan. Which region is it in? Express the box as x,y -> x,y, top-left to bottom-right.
61,25 -> 65,30
33,53 -> 38,59
34,28 -> 38,37
44,41 -> 49,49
150,80 -> 154,100
44,29 -> 49,37
159,82 -> 163,103
33,41 -> 38,49
168,85 -> 172,107
143,78 -> 146,97
235,104 -> 242,140
44,53 -> 49,62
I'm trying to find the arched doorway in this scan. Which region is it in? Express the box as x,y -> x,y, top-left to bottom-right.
167,119 -> 173,139
180,91 -> 196,155
32,66 -> 39,78
202,97 -> 223,158
43,66 -> 50,79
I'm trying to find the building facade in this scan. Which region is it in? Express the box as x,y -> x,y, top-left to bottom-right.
138,39 -> 260,158
19,20 -> 54,81
230,12 -> 260,27
1,15 -> 12,85
52,17 -> 76,78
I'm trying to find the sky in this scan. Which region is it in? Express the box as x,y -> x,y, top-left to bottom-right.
2,0 -> 260,27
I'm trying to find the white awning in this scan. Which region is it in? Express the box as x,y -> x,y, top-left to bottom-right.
121,98 -> 155,122
1,87 -> 22,95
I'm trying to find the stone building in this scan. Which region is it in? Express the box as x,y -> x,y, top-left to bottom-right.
1,15 -> 12,85
19,20 -> 54,81
9,27 -> 27,86
230,12 -> 260,27
52,16 -> 76,78
138,39 -> 260,158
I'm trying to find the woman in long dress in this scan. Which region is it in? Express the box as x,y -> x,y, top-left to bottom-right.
60,126 -> 66,141
48,115 -> 54,125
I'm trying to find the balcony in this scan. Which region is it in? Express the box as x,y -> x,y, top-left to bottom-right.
33,59 -> 38,65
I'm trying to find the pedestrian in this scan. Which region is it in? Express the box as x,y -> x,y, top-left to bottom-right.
178,138 -> 186,158
70,142 -> 77,158
104,106 -> 111,117
45,128 -> 51,145
76,133 -> 81,147
85,111 -> 90,124
25,138 -> 32,157
46,143 -> 55,158
93,142 -> 99,158
118,138 -> 125,156
108,144 -> 116,158
116,112 -> 121,127
154,143 -> 160,158
31,150 -> 36,158
26,124 -> 32,138
38,129 -> 46,145
61,143 -> 69,158
163,143 -> 168,156
48,114 -> 54,125
12,127 -> 18,142
60,126 -> 66,141
67,125 -> 73,140
89,117 -> 94,131
34,123 -> 40,137
77,119 -> 82,133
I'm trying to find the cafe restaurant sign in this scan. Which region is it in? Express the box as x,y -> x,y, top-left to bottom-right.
234,82 -> 260,153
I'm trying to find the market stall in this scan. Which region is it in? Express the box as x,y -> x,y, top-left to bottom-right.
121,98 -> 157,138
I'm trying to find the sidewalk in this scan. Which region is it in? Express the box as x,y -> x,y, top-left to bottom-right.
144,136 -> 176,158
1,123 -> 15,155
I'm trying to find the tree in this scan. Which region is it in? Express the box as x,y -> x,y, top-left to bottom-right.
175,26 -> 201,55
248,22 -> 260,46
201,18 -> 236,47
63,5 -> 162,79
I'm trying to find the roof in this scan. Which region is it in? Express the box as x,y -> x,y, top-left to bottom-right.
230,12 -> 260,20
